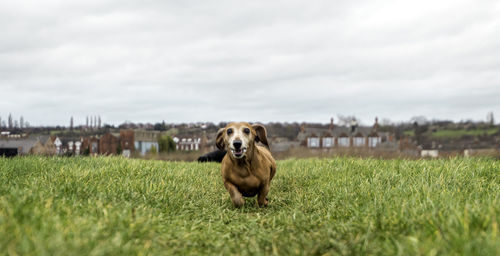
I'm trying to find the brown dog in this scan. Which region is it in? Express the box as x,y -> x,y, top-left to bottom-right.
216,122 -> 276,207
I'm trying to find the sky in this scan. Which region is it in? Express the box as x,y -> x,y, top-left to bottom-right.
1,0 -> 499,126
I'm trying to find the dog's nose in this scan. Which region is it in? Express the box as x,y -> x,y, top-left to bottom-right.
233,140 -> 242,149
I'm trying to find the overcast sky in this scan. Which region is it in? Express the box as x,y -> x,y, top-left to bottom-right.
1,0 -> 499,126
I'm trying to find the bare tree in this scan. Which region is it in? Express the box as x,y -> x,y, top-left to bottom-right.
410,116 -> 428,126
380,118 -> 392,126
8,113 -> 13,129
487,112 -> 494,126
337,114 -> 360,127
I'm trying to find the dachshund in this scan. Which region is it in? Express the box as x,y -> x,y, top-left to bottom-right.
216,122 -> 276,207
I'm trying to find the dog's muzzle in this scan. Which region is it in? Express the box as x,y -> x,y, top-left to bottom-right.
231,147 -> 247,158
231,140 -> 246,158
231,139 -> 247,159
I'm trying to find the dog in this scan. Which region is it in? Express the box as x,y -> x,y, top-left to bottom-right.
197,149 -> 226,162
216,122 -> 276,207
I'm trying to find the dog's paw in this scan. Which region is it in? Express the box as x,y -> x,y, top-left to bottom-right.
232,196 -> 245,208
258,199 -> 268,207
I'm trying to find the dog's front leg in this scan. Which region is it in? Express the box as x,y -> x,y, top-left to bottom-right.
224,181 -> 244,207
257,183 -> 269,207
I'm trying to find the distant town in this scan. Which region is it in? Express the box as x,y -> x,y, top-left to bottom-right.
0,113 -> 499,159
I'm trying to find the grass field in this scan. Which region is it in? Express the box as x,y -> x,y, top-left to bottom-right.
0,156 -> 499,255
430,128 -> 498,139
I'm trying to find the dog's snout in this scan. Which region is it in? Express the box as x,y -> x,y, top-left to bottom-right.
233,140 -> 242,149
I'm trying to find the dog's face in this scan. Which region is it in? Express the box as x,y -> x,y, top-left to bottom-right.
216,122 -> 269,160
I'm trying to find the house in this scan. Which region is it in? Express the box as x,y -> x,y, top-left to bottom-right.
52,136 -> 62,154
0,131 -> 28,139
41,136 -> 57,155
50,133 -> 120,157
352,132 -> 366,147
368,132 -> 382,147
0,135 -> 60,156
421,150 -> 439,158
298,118 -> 389,149
198,131 -> 218,152
0,138 -> 38,156
99,133 -> 119,155
120,130 -> 134,157
337,132 -> 350,147
270,137 -> 301,152
56,137 -> 85,155
134,130 -> 160,155
21,135 -> 57,155
74,141 -> 82,155
81,136 -> 100,155
173,136 -> 202,151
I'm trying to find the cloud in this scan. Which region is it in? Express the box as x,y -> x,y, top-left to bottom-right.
1,0 -> 499,126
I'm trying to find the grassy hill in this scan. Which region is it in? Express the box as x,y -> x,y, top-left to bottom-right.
0,156 -> 499,255
429,128 -> 499,139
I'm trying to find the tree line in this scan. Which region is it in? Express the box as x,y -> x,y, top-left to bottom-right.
0,113 -> 29,129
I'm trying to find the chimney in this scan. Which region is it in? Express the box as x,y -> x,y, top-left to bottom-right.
373,117 -> 379,132
350,118 -> 358,134
329,117 -> 334,131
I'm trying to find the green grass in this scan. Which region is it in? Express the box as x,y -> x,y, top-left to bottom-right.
403,130 -> 414,137
430,128 -> 498,139
0,156 -> 499,255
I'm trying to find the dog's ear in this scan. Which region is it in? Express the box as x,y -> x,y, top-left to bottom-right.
252,124 -> 269,149
216,128 -> 225,150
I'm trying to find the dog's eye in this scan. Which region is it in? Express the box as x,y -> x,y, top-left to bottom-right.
227,128 -> 233,135
243,128 -> 250,134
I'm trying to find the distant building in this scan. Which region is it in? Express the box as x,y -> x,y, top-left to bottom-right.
353,132 -> 366,147
0,135 -> 61,156
134,130 -> 160,155
270,137 -> 301,152
337,133 -> 350,147
0,138 -> 38,156
0,131 -> 28,139
306,135 -> 320,148
55,136 -> 85,155
20,135 -> 57,155
297,118 -> 391,149
52,136 -> 62,154
368,132 -> 382,148
82,136 -> 100,155
120,130 -> 135,157
173,136 -> 202,151
99,133 -> 119,155
421,150 -> 439,158
42,136 -> 57,155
